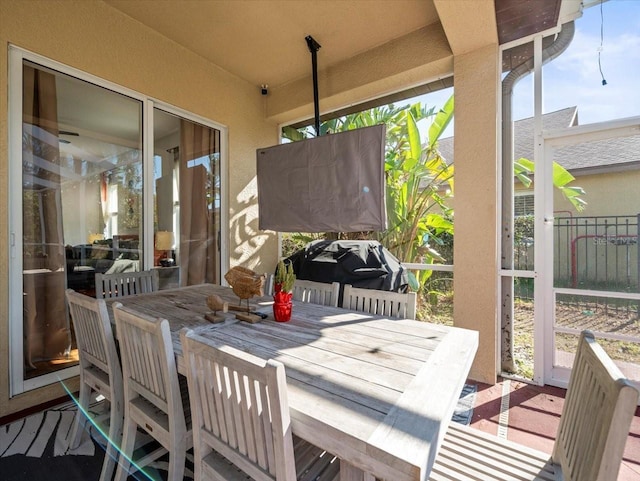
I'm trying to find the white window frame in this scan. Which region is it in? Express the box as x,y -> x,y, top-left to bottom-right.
8,45 -> 228,395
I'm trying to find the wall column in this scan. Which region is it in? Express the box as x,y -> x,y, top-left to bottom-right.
453,43 -> 500,384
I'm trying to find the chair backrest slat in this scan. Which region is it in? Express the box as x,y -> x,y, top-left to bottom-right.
292,280 -> 340,307
95,269 -> 159,299
342,284 -> 416,319
113,303 -> 183,417
66,289 -> 120,381
552,330 -> 639,481
181,329 -> 297,481
264,273 -> 275,296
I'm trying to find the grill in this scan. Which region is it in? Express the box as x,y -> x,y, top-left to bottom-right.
285,240 -> 409,304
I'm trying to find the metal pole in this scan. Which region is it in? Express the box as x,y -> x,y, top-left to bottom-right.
305,35 -> 321,136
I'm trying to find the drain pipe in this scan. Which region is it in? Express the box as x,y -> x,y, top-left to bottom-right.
500,21 -> 575,373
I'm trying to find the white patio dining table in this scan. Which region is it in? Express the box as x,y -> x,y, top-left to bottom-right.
105,283 -> 478,481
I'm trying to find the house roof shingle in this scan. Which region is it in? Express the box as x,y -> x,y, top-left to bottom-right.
436,107 -> 640,174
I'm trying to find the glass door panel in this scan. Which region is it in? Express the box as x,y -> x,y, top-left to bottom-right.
547,125 -> 640,387
17,60 -> 142,390
153,108 -> 221,288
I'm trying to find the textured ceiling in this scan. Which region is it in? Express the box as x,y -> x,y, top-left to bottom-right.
105,0 -> 440,89
105,0 -> 567,115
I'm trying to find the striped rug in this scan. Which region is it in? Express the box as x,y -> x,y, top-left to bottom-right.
1,384 -> 476,481
0,398 -> 193,481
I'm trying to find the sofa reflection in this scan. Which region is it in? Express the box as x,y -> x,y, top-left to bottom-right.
66,235 -> 140,295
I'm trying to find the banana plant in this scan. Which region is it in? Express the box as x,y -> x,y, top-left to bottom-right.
379,96 -> 455,290
281,98 -> 456,291
514,157 -> 587,212
281,93 -> 587,292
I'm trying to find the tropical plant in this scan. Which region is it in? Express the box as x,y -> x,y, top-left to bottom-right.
380,96 -> 454,290
282,99 -> 455,291
281,94 -> 587,292
514,157 -> 587,212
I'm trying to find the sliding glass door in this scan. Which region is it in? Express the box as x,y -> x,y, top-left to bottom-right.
14,59 -> 143,392
153,109 -> 222,289
9,50 -> 225,394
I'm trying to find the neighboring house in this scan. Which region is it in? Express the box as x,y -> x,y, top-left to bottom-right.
439,106 -> 640,215
439,107 -> 640,287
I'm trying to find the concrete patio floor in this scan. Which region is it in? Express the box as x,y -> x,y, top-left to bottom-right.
470,377 -> 640,480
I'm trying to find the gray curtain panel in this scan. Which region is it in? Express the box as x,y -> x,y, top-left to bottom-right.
257,124 -> 387,233
22,65 -> 70,363
179,120 -> 218,286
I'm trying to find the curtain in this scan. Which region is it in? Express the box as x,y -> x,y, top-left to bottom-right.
23,65 -> 65,271
179,120 -> 218,286
22,64 -> 69,363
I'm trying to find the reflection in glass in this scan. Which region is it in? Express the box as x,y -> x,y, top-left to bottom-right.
21,61 -> 142,380
153,109 -> 221,288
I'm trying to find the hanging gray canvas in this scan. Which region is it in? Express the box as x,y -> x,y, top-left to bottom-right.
257,124 -> 387,233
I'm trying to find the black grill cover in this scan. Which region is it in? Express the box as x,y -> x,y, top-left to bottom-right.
286,240 -> 408,294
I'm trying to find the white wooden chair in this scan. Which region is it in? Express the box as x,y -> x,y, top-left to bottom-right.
180,328 -> 340,481
66,289 -> 124,481
112,303 -> 192,481
264,273 -> 275,296
95,269 -> 159,299
429,330 -> 639,481
341,284 -> 417,319
292,279 -> 340,307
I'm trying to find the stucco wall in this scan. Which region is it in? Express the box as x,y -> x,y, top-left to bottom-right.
0,0 -> 279,416
267,23 -> 453,124
452,43 -> 500,384
557,170 -> 640,285
555,170 -> 640,217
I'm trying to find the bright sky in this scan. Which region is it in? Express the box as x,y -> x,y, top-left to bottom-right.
411,0 -> 640,139
518,0 -> 640,123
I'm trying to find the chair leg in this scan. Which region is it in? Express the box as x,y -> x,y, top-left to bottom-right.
69,380 -> 91,449
166,441 -> 186,481
193,444 -> 202,481
114,416 -> 137,481
194,443 -> 214,481
100,400 -> 123,481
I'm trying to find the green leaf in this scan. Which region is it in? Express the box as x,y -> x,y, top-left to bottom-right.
552,162 -> 575,188
425,214 -> 453,231
282,126 -> 306,142
561,186 -> 586,197
407,111 -> 422,162
515,158 -> 534,173
428,94 -> 454,148
515,156 -> 586,211
402,156 -> 418,172
515,171 -> 532,188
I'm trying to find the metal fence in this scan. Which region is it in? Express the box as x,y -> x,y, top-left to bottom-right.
553,214 -> 639,291
514,212 -> 640,314
514,214 -> 639,304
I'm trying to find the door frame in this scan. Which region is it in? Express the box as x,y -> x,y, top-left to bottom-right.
539,116 -> 640,388
8,45 -> 229,395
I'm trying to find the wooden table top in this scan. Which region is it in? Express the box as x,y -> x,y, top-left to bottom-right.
106,283 -> 478,481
